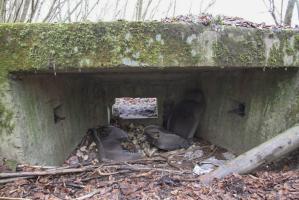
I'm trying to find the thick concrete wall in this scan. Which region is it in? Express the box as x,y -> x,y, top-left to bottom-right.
7,75 -> 109,164
197,68 -> 299,154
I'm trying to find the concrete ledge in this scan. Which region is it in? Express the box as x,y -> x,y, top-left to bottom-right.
0,22 -> 298,74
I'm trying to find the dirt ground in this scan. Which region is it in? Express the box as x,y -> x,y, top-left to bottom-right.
1,121 -> 298,199
1,146 -> 298,199
0,161 -> 298,199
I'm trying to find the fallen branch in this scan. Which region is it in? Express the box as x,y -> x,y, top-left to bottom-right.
100,157 -> 165,166
0,176 -> 35,184
75,188 -> 102,200
17,164 -> 58,170
0,166 -> 94,179
75,186 -> 113,200
200,125 -> 299,185
0,160 -> 188,183
118,164 -> 190,174
0,198 -> 30,200
159,154 -> 181,170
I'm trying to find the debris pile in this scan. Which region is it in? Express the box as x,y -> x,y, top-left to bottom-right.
162,14 -> 299,30
121,123 -> 158,157
112,97 -> 157,119
66,134 -> 100,167
65,121 -> 234,174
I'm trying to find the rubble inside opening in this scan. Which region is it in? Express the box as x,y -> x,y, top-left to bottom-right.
65,121 -> 236,174
112,97 -> 158,119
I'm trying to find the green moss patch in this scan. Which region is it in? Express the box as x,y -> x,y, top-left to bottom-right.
212,28 -> 266,66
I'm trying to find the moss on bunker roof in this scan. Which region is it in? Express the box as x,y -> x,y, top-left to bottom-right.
0,21 -> 298,74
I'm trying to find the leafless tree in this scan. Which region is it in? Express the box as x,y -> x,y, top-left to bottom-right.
198,0 -> 216,14
0,0 -> 101,22
263,0 -> 299,25
0,0 -> 217,23
284,0 -> 297,25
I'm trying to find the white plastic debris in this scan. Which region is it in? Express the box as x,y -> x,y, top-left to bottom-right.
80,146 -> 87,152
89,142 -> 96,149
184,149 -> 204,160
193,156 -> 226,175
83,155 -> 89,161
76,151 -> 83,158
193,164 -> 214,175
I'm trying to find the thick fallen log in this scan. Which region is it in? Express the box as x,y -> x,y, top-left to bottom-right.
200,125 -> 299,184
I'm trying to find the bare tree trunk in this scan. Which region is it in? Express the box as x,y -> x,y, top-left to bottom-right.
264,0 -> 279,25
172,0 -> 176,17
43,0 -> 58,22
149,0 -> 161,20
113,0 -> 119,19
0,0 -> 6,22
66,0 -> 71,22
122,0 -> 128,19
296,0 -> 299,20
142,0 -> 153,20
280,0 -> 284,24
284,0 -> 296,25
203,0 -> 216,13
19,0 -> 30,21
135,0 -> 143,21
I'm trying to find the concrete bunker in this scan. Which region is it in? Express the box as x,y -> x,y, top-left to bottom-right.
0,22 -> 299,165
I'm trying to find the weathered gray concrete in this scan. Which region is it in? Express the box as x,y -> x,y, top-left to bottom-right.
0,22 -> 299,165
197,68 -> 299,154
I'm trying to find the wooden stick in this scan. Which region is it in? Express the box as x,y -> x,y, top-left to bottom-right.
75,189 -> 102,200
0,176 -> 35,184
0,166 -> 94,179
75,187 -> 112,200
0,198 -> 30,200
17,164 -> 58,169
118,164 -> 190,174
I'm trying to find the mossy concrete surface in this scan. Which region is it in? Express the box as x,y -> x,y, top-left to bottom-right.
0,22 -> 299,165
0,22 -> 207,73
0,22 -> 298,72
